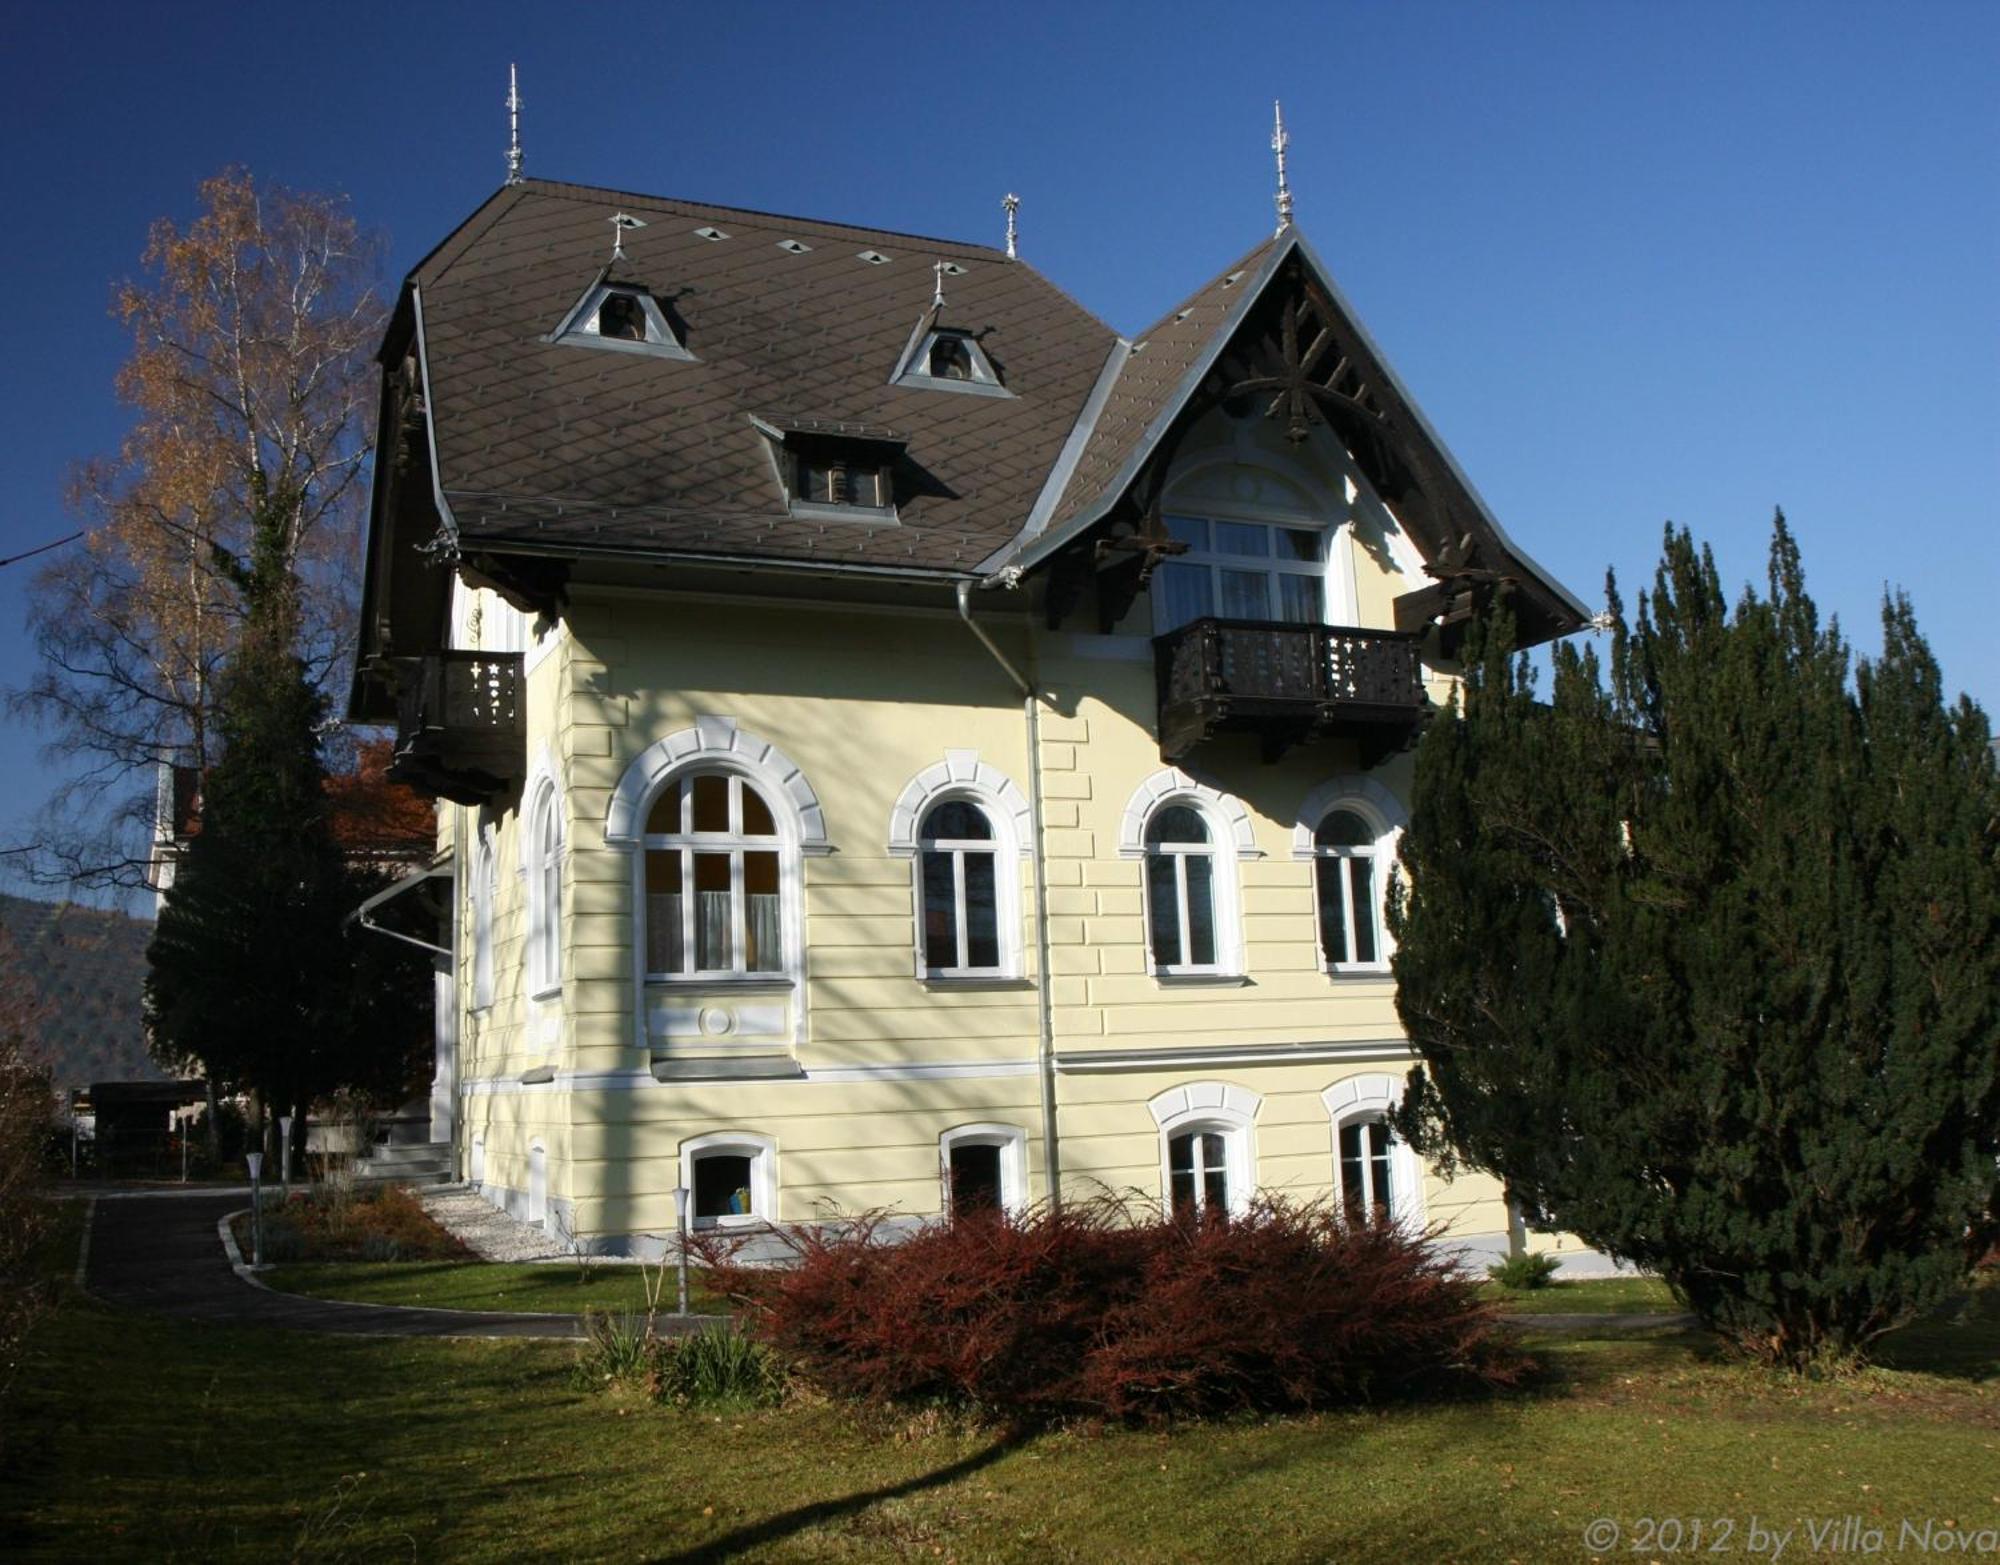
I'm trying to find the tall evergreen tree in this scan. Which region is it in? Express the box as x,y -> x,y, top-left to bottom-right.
1391,516 -> 2000,1369
145,490 -> 428,1170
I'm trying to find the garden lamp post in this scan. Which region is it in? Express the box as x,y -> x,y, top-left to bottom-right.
278,1115 -> 293,1195
669,1184 -> 690,1316
246,1151 -> 264,1268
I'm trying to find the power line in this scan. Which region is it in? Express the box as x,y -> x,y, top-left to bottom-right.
0,530 -> 86,570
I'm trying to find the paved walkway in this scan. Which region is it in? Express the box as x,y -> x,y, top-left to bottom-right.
84,1190 -> 591,1339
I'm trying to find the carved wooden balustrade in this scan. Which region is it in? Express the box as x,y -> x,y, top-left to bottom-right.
387,652 -> 524,804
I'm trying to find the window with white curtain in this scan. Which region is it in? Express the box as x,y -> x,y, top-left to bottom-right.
919,799 -> 1001,976
1152,513 -> 1328,634
1313,806 -> 1388,971
527,782 -> 563,996
1144,804 -> 1219,973
642,772 -> 785,978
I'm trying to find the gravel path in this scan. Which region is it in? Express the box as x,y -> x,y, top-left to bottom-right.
419,1183 -> 573,1262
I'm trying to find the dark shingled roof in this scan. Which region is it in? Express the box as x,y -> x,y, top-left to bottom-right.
413,180 -> 1121,574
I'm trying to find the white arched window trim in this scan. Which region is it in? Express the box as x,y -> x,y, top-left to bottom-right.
522,756 -> 565,1000
470,825 -> 497,1011
1122,769 -> 1256,979
1294,777 -> 1406,976
938,1122 -> 1029,1217
1321,1073 -> 1426,1230
890,753 -> 1031,982
605,719 -> 826,1048
1148,1082 -> 1261,1218
678,1130 -> 778,1230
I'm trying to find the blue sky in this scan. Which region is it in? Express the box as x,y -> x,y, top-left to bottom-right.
1,1 -> 1994,905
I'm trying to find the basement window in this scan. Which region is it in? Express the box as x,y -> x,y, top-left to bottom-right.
547,278 -> 696,362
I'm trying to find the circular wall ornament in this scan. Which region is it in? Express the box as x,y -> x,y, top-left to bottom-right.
698,1006 -> 736,1038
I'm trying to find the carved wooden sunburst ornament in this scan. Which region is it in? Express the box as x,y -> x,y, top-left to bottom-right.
1224,267 -> 1390,444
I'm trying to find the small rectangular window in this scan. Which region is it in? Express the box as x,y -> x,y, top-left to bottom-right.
948,1143 -> 1003,1216
694,1154 -> 753,1219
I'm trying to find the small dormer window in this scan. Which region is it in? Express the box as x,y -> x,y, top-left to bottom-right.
749,416 -> 903,522
891,325 -> 1013,399
927,335 -> 973,381
548,277 -> 697,362
798,454 -> 886,509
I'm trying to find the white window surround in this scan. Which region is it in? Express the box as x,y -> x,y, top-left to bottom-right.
1121,770 -> 1255,979
1147,1082 -> 1260,1218
889,752 -> 1031,982
1321,1074 -> 1426,1230
679,1130 -> 778,1229
469,1134 -> 485,1187
938,1123 -> 1029,1217
470,828 -> 497,1011
522,760 -> 565,1000
1292,776 -> 1405,976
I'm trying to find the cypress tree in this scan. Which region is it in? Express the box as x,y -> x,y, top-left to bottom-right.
1391,516 -> 2000,1369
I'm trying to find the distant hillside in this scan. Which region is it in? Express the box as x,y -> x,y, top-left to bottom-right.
0,892 -> 160,1091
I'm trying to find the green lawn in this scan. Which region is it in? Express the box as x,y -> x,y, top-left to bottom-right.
261,1258 -> 727,1316
5,1215 -> 1997,1562
1485,1276 -> 1681,1314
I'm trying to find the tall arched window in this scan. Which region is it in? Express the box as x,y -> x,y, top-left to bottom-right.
526,781 -> 563,996
919,799 -> 1000,977
643,773 -> 785,977
1337,1116 -> 1396,1222
1314,807 -> 1386,970
1145,804 -> 1218,973
1168,1127 -> 1230,1219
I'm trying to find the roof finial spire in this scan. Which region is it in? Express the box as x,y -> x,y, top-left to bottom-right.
505,64 -> 524,186
932,258 -> 947,311
608,212 -> 646,264
1002,192 -> 1020,261
1272,100 -> 1293,236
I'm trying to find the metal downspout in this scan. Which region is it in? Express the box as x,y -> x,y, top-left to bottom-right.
954,582 -> 1061,1209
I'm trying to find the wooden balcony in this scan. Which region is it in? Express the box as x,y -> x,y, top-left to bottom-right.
1154,618 -> 1428,764
386,652 -> 524,805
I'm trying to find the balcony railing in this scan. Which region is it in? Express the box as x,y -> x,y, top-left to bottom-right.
1154,618 -> 1428,763
386,652 -> 524,805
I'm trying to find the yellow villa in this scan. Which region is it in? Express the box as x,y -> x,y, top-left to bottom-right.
349,172 -> 1598,1267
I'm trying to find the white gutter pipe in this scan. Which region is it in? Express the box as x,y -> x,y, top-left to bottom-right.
955,581 -> 1062,1209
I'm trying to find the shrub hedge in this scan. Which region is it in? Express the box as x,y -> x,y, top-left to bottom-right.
696,1197 -> 1526,1423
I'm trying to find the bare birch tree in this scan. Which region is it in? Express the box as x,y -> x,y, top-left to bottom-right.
9,169 -> 383,892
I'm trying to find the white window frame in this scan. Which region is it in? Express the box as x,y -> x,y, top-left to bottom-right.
1143,803 -> 1222,975
1151,511 -> 1334,634
915,798 -> 1010,979
469,1134 -> 485,1188
525,777 -> 564,999
1293,777 -> 1405,977
470,828 -> 497,1011
888,752 -> 1033,983
938,1123 -> 1028,1218
527,1140 -> 548,1227
640,770 -> 793,982
1148,1083 -> 1260,1220
1321,1074 -> 1426,1231
679,1130 -> 778,1230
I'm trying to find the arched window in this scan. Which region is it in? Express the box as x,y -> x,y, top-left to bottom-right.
1336,1115 -> 1396,1223
1145,804 -> 1218,973
471,831 -> 497,1010
526,781 -> 564,997
1149,1082 -> 1260,1221
1314,807 -> 1385,970
643,773 -> 785,977
919,799 -> 1001,977
1167,1127 -> 1231,1220
939,1123 -> 1028,1219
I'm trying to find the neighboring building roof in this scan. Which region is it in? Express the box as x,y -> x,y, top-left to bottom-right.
411,180 -> 1121,575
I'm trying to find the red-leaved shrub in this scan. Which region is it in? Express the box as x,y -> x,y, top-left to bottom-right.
694,1196 -> 1526,1423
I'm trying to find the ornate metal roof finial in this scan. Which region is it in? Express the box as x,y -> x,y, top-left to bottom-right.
1003,192 -> 1020,261
932,259 -> 947,311
505,64 -> 524,186
1272,100 -> 1294,236
608,212 -> 647,264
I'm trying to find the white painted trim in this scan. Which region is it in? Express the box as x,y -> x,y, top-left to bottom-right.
1294,776 -> 1405,975
1118,768 -> 1260,859
679,1130 -> 778,1228
887,751 -> 1033,859
470,825 -> 497,1012
459,1056 -> 1041,1095
1057,1039 -> 1412,1073
1322,1073 -> 1427,1230
527,1140 -> 548,1227
1160,446 -> 1355,625
521,749 -> 566,1000
604,717 -> 831,852
1147,1081 -> 1262,1219
938,1122 -> 1030,1216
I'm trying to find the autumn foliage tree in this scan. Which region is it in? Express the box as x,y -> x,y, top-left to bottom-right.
9,169 -> 381,890
1390,517 -> 2000,1370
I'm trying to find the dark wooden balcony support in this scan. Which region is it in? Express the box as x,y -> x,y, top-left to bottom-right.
386,652 -> 524,805
1154,618 -> 1428,764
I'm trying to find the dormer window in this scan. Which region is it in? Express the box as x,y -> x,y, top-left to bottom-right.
547,276 -> 697,362
749,415 -> 904,522
891,324 -> 1014,399
798,455 -> 886,509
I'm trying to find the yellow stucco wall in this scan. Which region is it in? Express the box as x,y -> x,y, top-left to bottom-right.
445,433 -> 1521,1258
